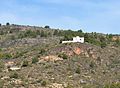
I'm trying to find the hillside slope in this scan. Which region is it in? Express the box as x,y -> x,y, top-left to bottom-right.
0,24 -> 120,88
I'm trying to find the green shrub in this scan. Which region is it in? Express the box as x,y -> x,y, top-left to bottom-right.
10,72 -> 19,79
89,61 -> 95,68
25,30 -> 37,38
6,22 -> 10,26
22,60 -> 29,67
53,30 -> 59,35
58,53 -> 68,59
2,53 -> 12,59
104,83 -> 120,88
10,35 -> 15,40
0,53 -> 3,59
41,80 -> 47,86
39,49 -> 46,55
0,31 -> 4,35
18,30 -> 37,38
36,79 -> 42,83
115,39 -> 120,46
0,48 -> 2,51
62,53 -> 68,59
32,57 -> 39,64
0,61 -> 4,71
0,80 -> 4,88
14,52 -> 24,58
75,68 -> 80,74
44,25 -> 50,29
65,83 -> 73,88
100,42 -> 107,48
40,30 -> 47,37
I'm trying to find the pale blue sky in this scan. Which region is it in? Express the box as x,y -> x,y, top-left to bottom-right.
0,0 -> 120,34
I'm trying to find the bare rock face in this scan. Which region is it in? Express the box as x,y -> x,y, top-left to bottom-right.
73,47 -> 81,55
14,79 -> 23,85
39,55 -> 63,62
5,61 -> 15,67
80,79 -> 87,84
48,83 -> 64,88
10,79 -> 23,85
1,76 -> 10,80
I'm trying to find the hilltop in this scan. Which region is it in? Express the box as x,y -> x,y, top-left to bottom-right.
0,23 -> 120,88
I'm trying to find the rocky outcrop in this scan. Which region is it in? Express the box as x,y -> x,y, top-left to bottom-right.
48,83 -> 64,88
9,66 -> 21,71
39,55 -> 63,62
73,47 -> 81,55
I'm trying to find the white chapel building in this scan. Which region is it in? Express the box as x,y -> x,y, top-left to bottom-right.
62,36 -> 84,43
